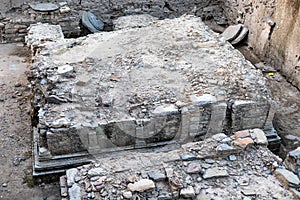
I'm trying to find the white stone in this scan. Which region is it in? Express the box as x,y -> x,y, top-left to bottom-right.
57,65 -> 74,75
180,186 -> 195,198
203,167 -> 229,179
87,167 -> 107,177
250,129 -> 268,145
127,179 -> 155,192
122,191 -> 133,199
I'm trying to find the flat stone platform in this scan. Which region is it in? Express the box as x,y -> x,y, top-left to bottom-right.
27,16 -> 273,174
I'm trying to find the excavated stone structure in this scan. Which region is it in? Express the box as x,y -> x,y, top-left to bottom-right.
26,15 -> 274,175
2,0 -> 299,88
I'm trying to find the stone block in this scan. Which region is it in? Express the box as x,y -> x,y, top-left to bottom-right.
250,128 -> 268,145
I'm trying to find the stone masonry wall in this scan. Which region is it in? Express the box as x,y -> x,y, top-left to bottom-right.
26,16 -> 272,161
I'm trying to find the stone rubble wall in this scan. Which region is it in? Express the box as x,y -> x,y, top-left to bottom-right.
0,3 -> 81,43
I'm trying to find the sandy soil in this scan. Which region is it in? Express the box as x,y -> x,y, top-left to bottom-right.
0,43 -> 59,200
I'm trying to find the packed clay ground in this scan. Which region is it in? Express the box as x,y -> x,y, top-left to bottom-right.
0,43 -> 59,199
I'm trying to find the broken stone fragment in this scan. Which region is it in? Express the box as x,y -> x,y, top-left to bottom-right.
46,95 -> 68,104
147,171 -> 166,181
52,118 -> 71,128
241,188 -> 257,196
186,161 -> 202,174
203,167 -> 229,179
87,167 -> 107,177
181,153 -> 196,161
127,179 -> 155,192
212,133 -> 228,142
69,183 -> 81,200
274,168 -> 300,188
250,129 -> 268,145
57,65 -> 74,75
221,24 -> 243,41
232,137 -> 254,148
284,147 -> 300,173
216,143 -> 235,152
234,130 -> 250,139
122,191 -> 133,199
180,186 -> 195,198
66,168 -> 79,187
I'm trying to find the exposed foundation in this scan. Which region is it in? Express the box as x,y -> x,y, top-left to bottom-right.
26,15 -> 274,175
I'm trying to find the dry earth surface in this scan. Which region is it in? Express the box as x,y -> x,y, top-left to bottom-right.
0,43 -> 59,200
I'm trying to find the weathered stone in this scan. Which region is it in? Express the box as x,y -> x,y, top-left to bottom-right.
231,25 -> 249,45
87,167 -> 107,177
241,189 -> 257,196
229,155 -> 237,161
66,168 -> 78,187
232,138 -> 254,148
203,167 -> 229,179
275,168 -> 300,188
234,130 -> 250,139
148,171 -> 166,181
212,133 -> 228,142
30,3 -> 59,12
180,186 -> 195,198
284,147 -> 300,173
57,65 -> 74,75
221,24 -> 243,41
186,161 -> 202,174
216,144 -> 235,152
69,183 -> 81,200
127,179 -> 155,192
122,191 -> 133,199
250,129 -> 268,145
181,153 -> 196,161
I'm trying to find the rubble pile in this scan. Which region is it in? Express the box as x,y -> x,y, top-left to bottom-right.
60,129 -> 298,199
25,15 -> 275,175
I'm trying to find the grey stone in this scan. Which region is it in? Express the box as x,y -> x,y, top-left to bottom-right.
127,179 -> 155,192
203,167 -> 229,179
275,168 -> 300,187
212,133 -> 228,142
69,183 -> 81,200
30,3 -> 59,12
190,94 -> 217,106
216,144 -> 235,152
88,167 -> 107,177
180,186 -> 195,198
66,168 -> 78,187
148,171 -> 166,181
229,155 -> 237,161
231,25 -> 249,45
221,24 -> 243,41
87,12 -> 104,31
181,153 -> 196,161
